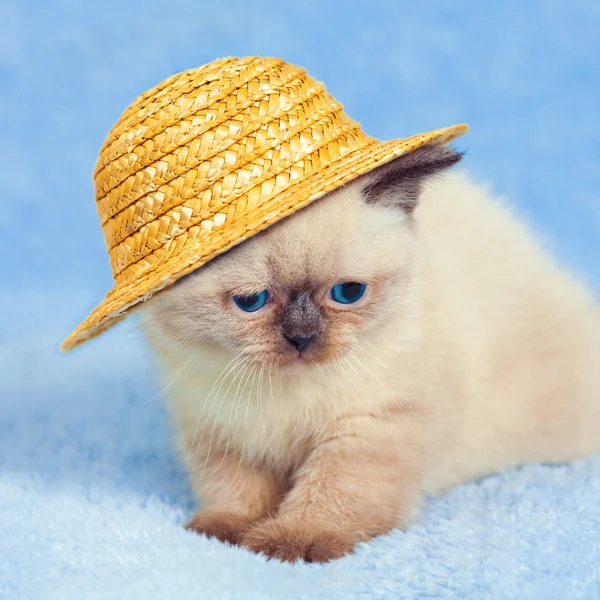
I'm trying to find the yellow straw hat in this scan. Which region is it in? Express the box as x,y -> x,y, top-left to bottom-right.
61,56 -> 468,351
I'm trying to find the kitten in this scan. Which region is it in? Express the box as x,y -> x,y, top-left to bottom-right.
140,145 -> 600,563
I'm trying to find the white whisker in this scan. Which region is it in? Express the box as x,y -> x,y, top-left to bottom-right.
196,358 -> 254,476
236,364 -> 264,476
262,368 -> 281,471
144,356 -> 192,404
216,360 -> 256,473
186,351 -> 246,465
347,348 -> 406,458
189,354 -> 249,473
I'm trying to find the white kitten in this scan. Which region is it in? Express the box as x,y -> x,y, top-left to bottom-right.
140,145 -> 600,562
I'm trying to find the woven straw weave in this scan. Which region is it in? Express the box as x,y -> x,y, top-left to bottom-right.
62,56 -> 468,351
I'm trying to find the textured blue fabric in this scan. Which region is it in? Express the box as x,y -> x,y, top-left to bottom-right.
1,1 -> 599,598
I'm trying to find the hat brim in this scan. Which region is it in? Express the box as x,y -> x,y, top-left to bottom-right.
61,123 -> 468,351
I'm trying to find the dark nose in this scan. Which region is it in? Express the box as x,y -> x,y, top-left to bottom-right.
285,334 -> 317,352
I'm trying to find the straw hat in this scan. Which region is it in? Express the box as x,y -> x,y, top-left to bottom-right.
61,56 -> 468,351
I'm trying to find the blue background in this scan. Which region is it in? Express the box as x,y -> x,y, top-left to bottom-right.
1,1 -> 599,598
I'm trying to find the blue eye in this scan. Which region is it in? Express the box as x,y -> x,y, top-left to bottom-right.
330,282 -> 367,305
233,290 -> 270,312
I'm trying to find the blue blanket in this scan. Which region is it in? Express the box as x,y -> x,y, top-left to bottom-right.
1,1 -> 599,598
2,321 -> 600,599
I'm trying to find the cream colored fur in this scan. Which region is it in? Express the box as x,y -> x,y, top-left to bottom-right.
140,170 -> 600,562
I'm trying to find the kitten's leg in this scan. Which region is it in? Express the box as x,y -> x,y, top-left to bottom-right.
242,411 -> 423,562
186,439 -> 284,546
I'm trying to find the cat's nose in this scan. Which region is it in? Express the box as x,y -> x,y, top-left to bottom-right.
285,334 -> 317,352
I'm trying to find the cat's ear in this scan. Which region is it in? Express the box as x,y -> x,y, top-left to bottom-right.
359,144 -> 463,212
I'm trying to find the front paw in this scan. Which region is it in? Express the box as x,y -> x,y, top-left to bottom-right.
242,518 -> 356,563
186,509 -> 256,545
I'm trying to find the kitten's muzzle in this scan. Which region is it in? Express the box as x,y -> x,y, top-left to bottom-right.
280,291 -> 323,354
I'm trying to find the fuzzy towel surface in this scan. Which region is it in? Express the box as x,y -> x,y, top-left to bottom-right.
1,1 -> 599,598
2,322 -> 600,599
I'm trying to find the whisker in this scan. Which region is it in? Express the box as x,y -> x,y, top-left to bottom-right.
262,369 -> 281,472
188,354 -> 249,472
332,357 -> 353,434
347,348 -> 406,458
186,351 -> 246,465
340,353 -> 359,376
326,360 -> 338,391
216,360 -> 256,473
195,358 -> 254,476
144,355 -> 192,404
156,336 -> 194,352
268,366 -> 275,402
236,364 -> 263,476
354,341 -> 429,436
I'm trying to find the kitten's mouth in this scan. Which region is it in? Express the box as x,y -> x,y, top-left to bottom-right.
288,350 -> 311,364
270,348 -> 313,370
279,347 -> 330,369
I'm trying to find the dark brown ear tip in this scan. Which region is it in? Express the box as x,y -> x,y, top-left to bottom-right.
359,142 -> 465,210
448,144 -> 467,160
403,143 -> 465,171
417,143 -> 464,161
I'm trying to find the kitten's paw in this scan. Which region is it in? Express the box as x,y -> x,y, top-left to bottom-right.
242,518 -> 355,563
186,509 -> 256,545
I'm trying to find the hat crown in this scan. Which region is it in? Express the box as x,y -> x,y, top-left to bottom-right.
93,56 -> 369,283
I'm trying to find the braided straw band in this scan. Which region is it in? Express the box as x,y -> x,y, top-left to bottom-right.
61,56 -> 468,351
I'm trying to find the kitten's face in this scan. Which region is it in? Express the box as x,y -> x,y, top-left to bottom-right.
142,146 -> 461,372
144,185 -> 414,370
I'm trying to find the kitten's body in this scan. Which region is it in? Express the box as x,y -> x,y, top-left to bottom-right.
142,154 -> 600,562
